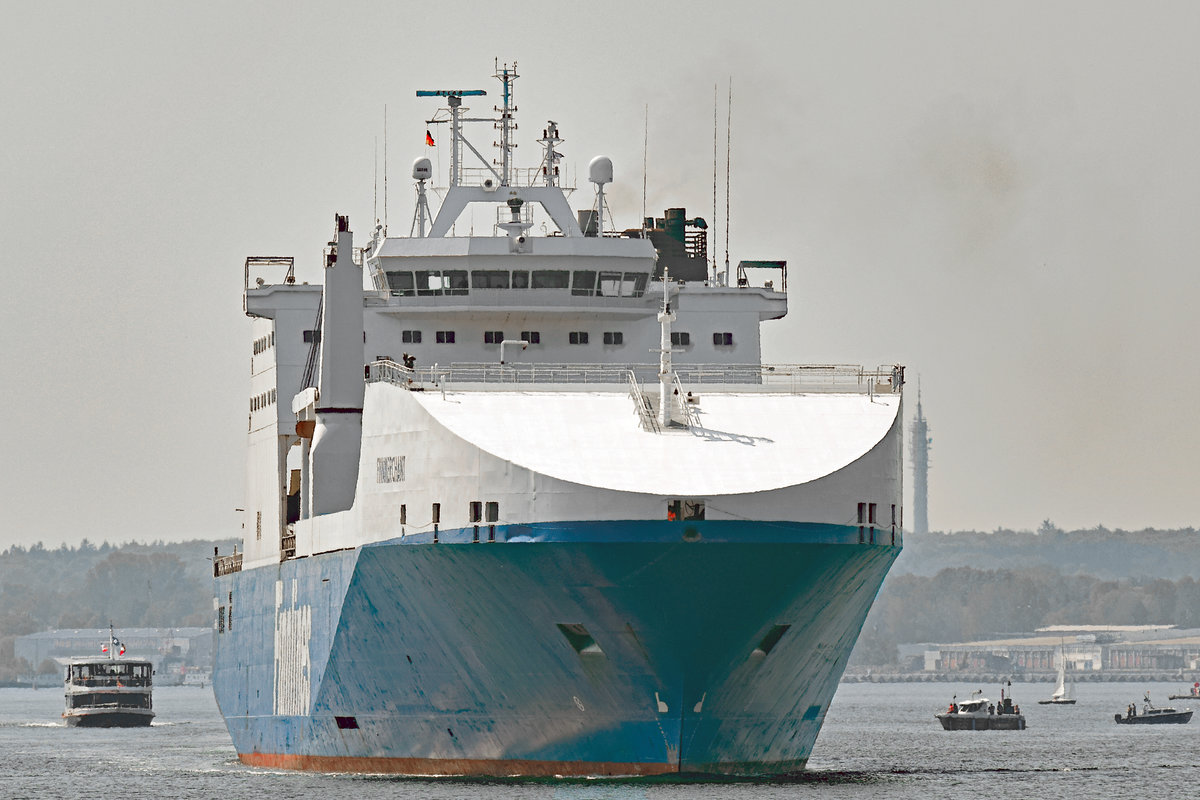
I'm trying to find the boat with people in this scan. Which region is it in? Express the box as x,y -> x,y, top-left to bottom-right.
936,687 -> 1026,730
1168,682 -> 1200,700
211,62 -> 906,777
1037,644 -> 1076,705
62,625 -> 154,727
1114,693 -> 1192,725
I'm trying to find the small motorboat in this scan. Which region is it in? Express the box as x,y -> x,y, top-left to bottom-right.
937,687 -> 1026,731
1168,682 -> 1200,700
1115,693 -> 1192,725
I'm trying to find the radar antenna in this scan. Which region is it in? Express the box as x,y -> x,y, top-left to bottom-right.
416,87 -> 488,187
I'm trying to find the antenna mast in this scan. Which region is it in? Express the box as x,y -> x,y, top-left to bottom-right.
494,60 -> 518,186
724,78 -> 732,286
383,105 -> 388,232
416,88 -> 488,188
712,83 -> 718,283
642,104 -> 649,228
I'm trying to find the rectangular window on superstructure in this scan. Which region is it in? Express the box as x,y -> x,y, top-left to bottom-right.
713,332 -> 734,346
569,331 -> 589,345
597,271 -> 623,296
387,271 -> 416,296
671,331 -> 691,347
256,511 -> 262,541
483,331 -> 504,345
624,272 -> 649,297
532,270 -> 570,289
869,502 -> 877,525
469,501 -> 482,523
415,270 -> 443,295
435,331 -> 456,344
302,329 -> 320,344
472,270 -> 510,289
431,503 -> 441,524
443,270 -> 468,295
571,270 -> 597,296
520,331 -> 540,344
400,504 -> 407,524
485,501 -> 499,522
511,270 -> 530,288
603,331 -> 624,345
401,330 -> 422,344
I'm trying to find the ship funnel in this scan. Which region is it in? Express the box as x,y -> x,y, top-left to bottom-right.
309,214 -> 364,516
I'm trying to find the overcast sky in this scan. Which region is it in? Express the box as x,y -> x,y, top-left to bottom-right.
2,1 -> 1197,548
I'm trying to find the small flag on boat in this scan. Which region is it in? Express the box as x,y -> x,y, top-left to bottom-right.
118,642 -> 126,656
101,642 -> 109,653
425,130 -> 435,147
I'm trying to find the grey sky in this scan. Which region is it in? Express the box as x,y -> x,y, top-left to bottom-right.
2,1 -> 1197,548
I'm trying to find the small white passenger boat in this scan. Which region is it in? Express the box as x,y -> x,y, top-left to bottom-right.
63,625 -> 154,728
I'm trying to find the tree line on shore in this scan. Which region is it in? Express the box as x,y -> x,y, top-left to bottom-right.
0,538 -> 232,681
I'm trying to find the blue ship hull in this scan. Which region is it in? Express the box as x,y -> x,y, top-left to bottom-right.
213,521 -> 898,776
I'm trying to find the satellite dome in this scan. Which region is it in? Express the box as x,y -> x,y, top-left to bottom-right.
588,155 -> 613,185
412,157 -> 432,180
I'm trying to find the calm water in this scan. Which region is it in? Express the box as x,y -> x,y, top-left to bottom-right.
4,682 -> 1198,798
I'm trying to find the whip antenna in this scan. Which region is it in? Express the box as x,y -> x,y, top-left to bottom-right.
725,78 -> 732,285
642,104 -> 648,228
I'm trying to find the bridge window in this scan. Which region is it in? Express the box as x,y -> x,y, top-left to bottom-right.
435,331 -> 456,344
713,332 -> 734,346
401,330 -> 422,344
569,331 -> 589,345
532,270 -> 570,289
302,329 -> 320,343
671,331 -> 691,347
571,270 -> 597,296
472,270 -> 510,289
483,331 -> 504,344
386,271 -> 415,296
603,331 -> 624,345
511,270 -> 530,288
520,331 -> 540,344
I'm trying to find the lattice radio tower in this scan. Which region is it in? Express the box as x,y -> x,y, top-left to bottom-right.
910,382 -> 931,534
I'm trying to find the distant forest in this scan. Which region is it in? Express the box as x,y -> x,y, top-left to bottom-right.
3,525 -> 1198,679
850,523 -> 1200,666
0,538 -> 232,681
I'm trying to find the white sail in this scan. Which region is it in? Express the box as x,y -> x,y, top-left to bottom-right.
1052,656 -> 1068,700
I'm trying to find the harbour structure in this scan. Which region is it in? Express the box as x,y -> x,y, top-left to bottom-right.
910,383 -> 930,534
212,64 -> 906,777
923,625 -> 1200,676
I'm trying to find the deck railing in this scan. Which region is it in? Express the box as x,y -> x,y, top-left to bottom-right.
367,360 -> 903,394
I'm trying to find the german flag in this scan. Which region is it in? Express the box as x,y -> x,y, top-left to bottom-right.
425,130 -> 435,147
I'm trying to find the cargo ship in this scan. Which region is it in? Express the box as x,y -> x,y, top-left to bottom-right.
212,63 -> 905,776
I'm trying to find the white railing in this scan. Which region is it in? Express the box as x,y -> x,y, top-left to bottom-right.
672,372 -> 700,431
627,371 -> 660,432
367,360 -> 904,394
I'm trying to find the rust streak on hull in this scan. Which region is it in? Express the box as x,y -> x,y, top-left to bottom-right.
239,752 -> 679,776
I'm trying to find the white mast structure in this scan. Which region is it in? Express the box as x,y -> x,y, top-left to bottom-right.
657,266 -> 677,428
417,67 -> 583,239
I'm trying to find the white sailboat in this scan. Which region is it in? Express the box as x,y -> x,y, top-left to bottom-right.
1038,645 -> 1077,705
